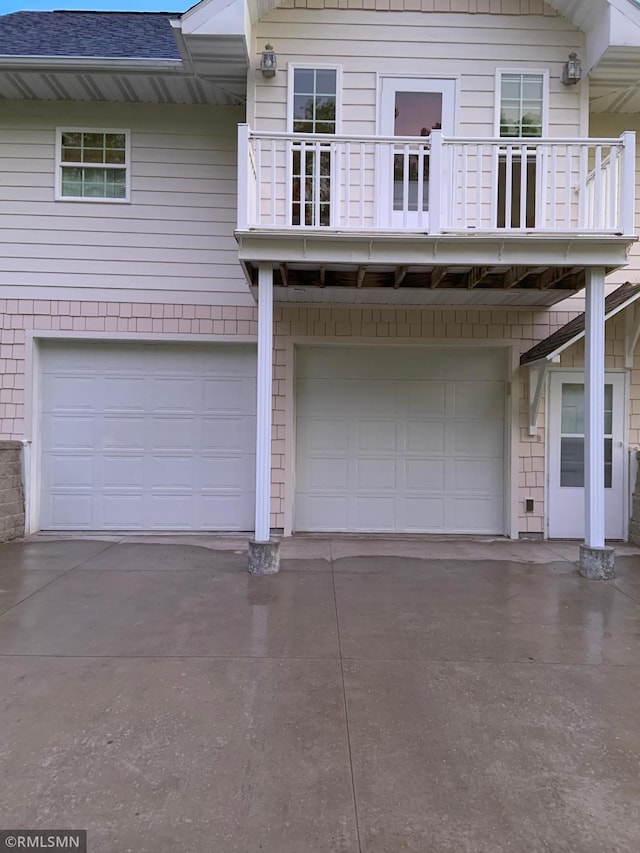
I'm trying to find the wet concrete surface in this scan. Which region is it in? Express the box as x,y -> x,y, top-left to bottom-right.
0,537 -> 639,852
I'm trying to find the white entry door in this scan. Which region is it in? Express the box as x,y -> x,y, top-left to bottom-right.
379,77 -> 456,229
547,372 -> 626,539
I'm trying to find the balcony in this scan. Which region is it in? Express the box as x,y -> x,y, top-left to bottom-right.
236,125 -> 636,306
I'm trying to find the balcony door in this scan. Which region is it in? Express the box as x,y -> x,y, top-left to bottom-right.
547,372 -> 626,540
379,77 -> 456,229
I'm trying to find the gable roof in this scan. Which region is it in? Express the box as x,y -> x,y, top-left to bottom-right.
0,11 -> 182,61
520,282 -> 640,366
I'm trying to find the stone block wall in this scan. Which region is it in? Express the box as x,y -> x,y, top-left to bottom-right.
0,441 -> 24,543
630,451 -> 640,546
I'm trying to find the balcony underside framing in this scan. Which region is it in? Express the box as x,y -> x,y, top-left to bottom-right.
237,231 -> 632,307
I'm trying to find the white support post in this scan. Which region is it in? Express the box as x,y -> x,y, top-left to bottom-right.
237,123 -> 249,231
429,129 -> 442,235
255,263 -> 273,543
248,263 -> 280,574
620,131 -> 636,236
580,266 -> 614,578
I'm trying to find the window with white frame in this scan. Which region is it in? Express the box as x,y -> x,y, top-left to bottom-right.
498,73 -> 545,138
289,67 -> 339,226
56,129 -> 130,201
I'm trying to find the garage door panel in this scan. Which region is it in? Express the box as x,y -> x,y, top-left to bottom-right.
405,421 -> 445,454
40,342 -> 256,531
356,458 -> 396,490
303,458 -> 349,491
103,417 -> 146,450
199,455 -> 255,490
452,382 -> 504,418
452,422 -> 503,456
44,376 -> 97,412
452,459 -> 503,493
404,459 -> 445,491
103,378 -> 146,412
355,421 -> 396,453
400,496 -> 445,530
101,456 -> 145,488
354,495 -> 397,529
295,346 -> 505,534
46,415 -> 94,450
298,420 -> 349,453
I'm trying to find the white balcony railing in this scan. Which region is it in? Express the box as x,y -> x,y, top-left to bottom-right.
237,126 -> 636,237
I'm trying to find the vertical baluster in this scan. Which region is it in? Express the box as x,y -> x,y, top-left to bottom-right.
270,138 -> 276,226
564,144 -> 572,229
461,144 -> 469,229
374,142 -> 380,228
505,145 -> 513,230
519,143 -> 528,229
593,145 -> 603,229
475,145 -> 483,229
300,140 -> 307,226
345,142 -> 351,228
402,143 -> 410,229
285,139 -> 292,227
314,141 -> 322,226
578,144 -> 588,229
255,139 -> 263,226
417,143 -> 425,229
607,146 -> 619,230
359,142 -> 365,228
490,142 -> 498,228
549,145 -> 558,228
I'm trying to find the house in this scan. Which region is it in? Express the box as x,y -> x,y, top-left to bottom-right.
1,0 -> 640,577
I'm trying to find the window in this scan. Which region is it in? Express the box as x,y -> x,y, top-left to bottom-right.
288,66 -> 339,226
56,129 -> 130,202
495,71 -> 547,228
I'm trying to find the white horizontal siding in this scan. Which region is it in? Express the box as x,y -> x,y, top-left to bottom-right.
0,101 -> 248,299
251,8 -> 584,138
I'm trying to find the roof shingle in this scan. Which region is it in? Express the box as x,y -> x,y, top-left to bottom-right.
0,11 -> 182,60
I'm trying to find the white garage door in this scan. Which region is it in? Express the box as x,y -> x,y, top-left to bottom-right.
40,341 -> 256,531
295,346 -> 506,534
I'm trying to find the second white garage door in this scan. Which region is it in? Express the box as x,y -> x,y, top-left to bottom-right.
40,341 -> 256,531
295,346 -> 506,534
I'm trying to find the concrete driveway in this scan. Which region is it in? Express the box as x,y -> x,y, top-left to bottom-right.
1,535 -> 640,853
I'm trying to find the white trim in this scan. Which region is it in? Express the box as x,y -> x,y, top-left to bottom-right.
493,68 -> 550,138
24,331 -> 257,534
255,263 -> 274,542
283,336 -> 514,538
286,63 -> 343,133
55,127 -> 131,204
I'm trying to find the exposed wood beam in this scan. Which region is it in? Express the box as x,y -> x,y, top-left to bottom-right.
394,266 -> 408,289
502,266 -> 530,289
536,267 -> 576,290
319,265 -> 326,288
278,263 -> 288,288
356,266 -> 366,288
429,266 -> 449,289
466,266 -> 491,289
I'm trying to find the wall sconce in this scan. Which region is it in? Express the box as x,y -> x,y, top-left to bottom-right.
562,52 -> 582,85
260,44 -> 277,78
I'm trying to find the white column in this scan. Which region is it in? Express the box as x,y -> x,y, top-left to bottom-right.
255,263 -> 274,543
584,266 -> 606,549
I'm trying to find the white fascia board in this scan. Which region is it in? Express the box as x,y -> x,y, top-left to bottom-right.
0,56 -> 183,70
180,0 -> 246,36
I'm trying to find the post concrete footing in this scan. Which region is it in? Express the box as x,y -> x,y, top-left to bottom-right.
248,540 -> 281,575
578,545 -> 615,580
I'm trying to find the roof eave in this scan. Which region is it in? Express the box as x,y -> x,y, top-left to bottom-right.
0,56 -> 185,70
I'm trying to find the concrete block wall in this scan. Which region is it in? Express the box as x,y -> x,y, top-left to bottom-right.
0,441 -> 24,543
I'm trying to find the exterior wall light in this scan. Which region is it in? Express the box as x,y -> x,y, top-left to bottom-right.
260,44 -> 277,78
562,52 -> 582,85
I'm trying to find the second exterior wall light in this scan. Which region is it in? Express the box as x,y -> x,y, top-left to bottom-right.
260,44 -> 277,77
562,52 -> 582,85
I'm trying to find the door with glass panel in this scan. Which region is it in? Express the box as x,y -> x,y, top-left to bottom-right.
379,78 -> 456,229
290,67 -> 338,226
548,372 -> 625,539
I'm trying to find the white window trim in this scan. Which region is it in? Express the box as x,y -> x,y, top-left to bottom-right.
286,63 -> 343,134
55,127 -> 131,203
493,69 -> 550,138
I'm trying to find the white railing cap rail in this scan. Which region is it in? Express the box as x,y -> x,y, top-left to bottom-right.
247,127 -> 627,147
